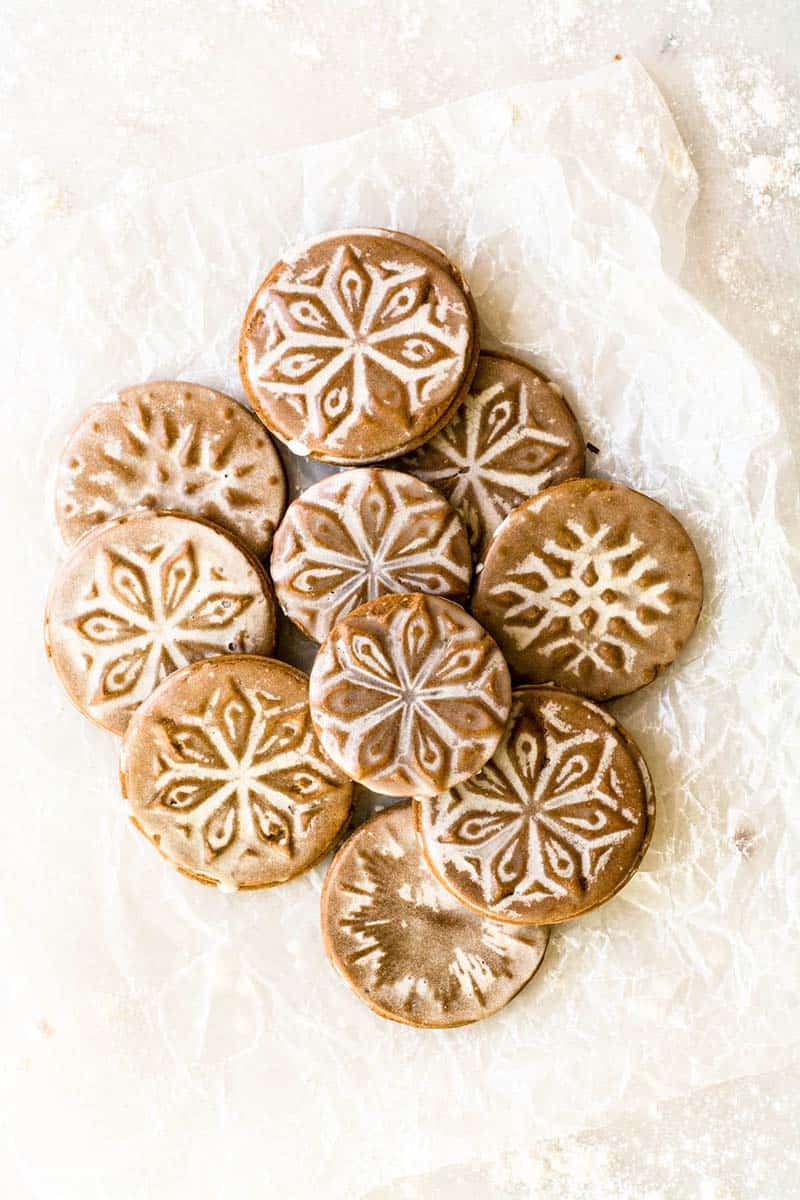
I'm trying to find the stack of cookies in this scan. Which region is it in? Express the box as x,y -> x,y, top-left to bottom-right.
45,229 -> 703,1029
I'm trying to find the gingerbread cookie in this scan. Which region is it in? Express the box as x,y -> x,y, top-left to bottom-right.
45,511 -> 276,734
321,802 -> 549,1027
471,478 -> 703,700
121,656 -> 352,890
415,687 -> 654,925
309,593 -> 511,797
239,228 -> 479,464
55,382 -> 286,557
270,468 -> 472,643
399,352 -> 584,556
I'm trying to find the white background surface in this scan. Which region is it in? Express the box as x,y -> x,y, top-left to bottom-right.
2,2 -> 799,1197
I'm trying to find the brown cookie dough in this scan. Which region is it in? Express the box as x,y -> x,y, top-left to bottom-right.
321,802 -> 549,1027
399,351 -> 584,556
55,382 -> 286,557
415,687 -> 655,925
309,592 -> 511,798
270,467 -> 472,643
121,655 -> 352,890
239,228 -> 479,464
45,511 -> 276,734
471,478 -> 703,700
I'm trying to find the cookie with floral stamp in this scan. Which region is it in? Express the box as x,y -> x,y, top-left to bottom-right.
471,478 -> 703,700
415,687 -> 654,925
121,655 -> 353,890
270,468 -> 472,643
399,351 -> 585,557
321,802 -> 549,1027
239,228 -> 479,464
55,381 -> 286,557
309,593 -> 511,798
45,511 -> 276,735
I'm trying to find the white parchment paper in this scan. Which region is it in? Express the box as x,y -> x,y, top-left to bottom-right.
1,60 -> 799,1199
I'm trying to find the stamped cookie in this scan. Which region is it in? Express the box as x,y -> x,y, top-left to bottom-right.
399,352 -> 584,556
415,687 -> 654,925
55,382 -> 286,556
45,511 -> 276,734
270,468 -> 472,643
471,478 -> 703,700
239,228 -> 479,464
309,593 -> 511,797
121,656 -> 353,890
321,802 -> 549,1027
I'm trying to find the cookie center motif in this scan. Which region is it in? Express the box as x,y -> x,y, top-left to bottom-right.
497,518 -> 671,675
426,697 -> 641,907
250,244 -> 469,441
150,680 -> 339,864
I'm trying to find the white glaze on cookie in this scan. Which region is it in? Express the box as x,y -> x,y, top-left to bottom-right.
321,802 -> 548,1027
271,468 -> 472,642
309,593 -> 511,797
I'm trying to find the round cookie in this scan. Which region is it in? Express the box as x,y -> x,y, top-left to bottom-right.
45,511 -> 277,735
321,802 -> 549,1027
471,478 -> 703,700
55,381 -> 286,556
399,351 -> 585,556
239,228 -> 479,465
121,656 -> 353,890
271,468 -> 472,643
415,687 -> 654,926
309,592 -> 511,798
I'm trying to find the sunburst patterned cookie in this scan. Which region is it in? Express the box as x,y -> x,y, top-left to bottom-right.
121,656 -> 352,890
45,511 -> 276,734
270,468 -> 472,642
239,229 -> 479,464
415,687 -> 654,925
471,478 -> 703,700
399,352 -> 584,556
55,382 -> 286,557
321,802 -> 549,1027
309,593 -> 511,797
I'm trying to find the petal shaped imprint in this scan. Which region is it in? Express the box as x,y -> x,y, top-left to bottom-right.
155,776 -> 222,811
105,549 -> 153,618
93,645 -> 149,702
202,795 -> 238,860
249,794 -> 293,855
168,725 -> 224,766
181,592 -> 254,629
72,609 -> 144,643
160,541 -> 198,618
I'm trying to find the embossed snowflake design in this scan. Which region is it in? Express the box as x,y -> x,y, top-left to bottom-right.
312,596 -> 509,795
328,807 -> 545,1024
250,242 -> 469,443
72,540 -> 258,713
495,519 -> 671,677
403,379 -> 572,553
422,697 -> 641,911
148,680 -> 341,867
272,470 -> 471,642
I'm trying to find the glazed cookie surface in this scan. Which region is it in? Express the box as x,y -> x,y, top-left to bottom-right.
239,228 -> 479,464
55,382 -> 286,556
121,656 -> 352,890
309,592 -> 511,797
321,802 -> 549,1027
45,511 -> 276,734
415,687 -> 654,925
399,352 -> 584,556
270,468 -> 472,643
471,478 -> 703,700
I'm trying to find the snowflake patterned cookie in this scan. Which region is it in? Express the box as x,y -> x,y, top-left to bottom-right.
121,656 -> 352,890
415,687 -> 654,925
45,511 -> 276,734
309,593 -> 511,798
472,478 -> 703,700
399,352 -> 585,556
321,802 -> 548,1027
55,382 -> 286,557
239,229 -> 479,465
270,468 -> 472,643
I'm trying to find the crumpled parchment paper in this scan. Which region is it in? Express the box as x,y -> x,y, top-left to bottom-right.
1,59 -> 798,1200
